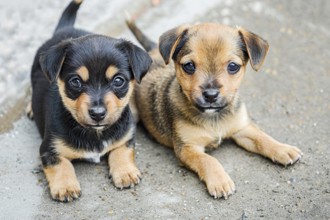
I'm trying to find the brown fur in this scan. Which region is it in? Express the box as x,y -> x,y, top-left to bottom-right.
43,157 -> 81,202
130,22 -> 302,199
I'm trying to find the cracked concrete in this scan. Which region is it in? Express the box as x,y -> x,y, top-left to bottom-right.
0,0 -> 329,219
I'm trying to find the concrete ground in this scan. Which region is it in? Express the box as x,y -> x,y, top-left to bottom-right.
0,0 -> 329,219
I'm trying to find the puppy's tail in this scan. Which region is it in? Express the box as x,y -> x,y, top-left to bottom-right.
125,13 -> 156,52
54,0 -> 83,34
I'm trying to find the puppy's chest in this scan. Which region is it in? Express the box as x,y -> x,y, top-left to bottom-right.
176,119 -> 229,148
54,138 -> 118,163
80,140 -> 113,163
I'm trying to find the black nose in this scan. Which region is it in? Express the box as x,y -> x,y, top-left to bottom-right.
88,106 -> 106,122
203,89 -> 219,103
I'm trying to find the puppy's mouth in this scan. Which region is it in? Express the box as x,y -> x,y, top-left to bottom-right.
86,124 -> 108,130
195,104 -> 228,113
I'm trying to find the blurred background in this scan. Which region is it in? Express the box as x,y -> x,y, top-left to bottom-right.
0,0 -> 329,219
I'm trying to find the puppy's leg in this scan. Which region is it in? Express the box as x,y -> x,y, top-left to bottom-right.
108,145 -> 141,189
177,145 -> 235,199
232,123 -> 302,165
43,156 -> 81,202
26,101 -> 33,120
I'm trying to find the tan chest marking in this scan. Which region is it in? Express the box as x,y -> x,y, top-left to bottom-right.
54,128 -> 134,162
175,104 -> 249,148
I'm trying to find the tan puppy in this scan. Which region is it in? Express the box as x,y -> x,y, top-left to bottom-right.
127,20 -> 302,199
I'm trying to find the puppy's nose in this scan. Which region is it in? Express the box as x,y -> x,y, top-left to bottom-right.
89,106 -> 106,122
203,89 -> 219,103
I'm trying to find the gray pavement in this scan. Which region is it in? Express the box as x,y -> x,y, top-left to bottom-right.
0,0 -> 329,219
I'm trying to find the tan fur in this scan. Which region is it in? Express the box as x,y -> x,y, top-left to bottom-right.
54,127 -> 135,161
232,123 -> 302,165
43,157 -> 81,202
179,145 -> 235,199
175,104 -> 250,149
76,66 -> 89,81
49,127 -> 139,199
58,79 -> 90,125
58,79 -> 134,127
108,145 -> 141,189
105,65 -> 119,80
55,139 -> 85,160
104,81 -> 134,124
133,22 -> 302,199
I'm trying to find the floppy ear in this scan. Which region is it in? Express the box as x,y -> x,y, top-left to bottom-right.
39,40 -> 70,82
239,28 -> 269,71
120,41 -> 153,84
159,25 -> 190,65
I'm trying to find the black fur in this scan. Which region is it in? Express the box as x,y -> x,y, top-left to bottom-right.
159,27 -> 189,64
117,40 -> 152,83
31,0 -> 151,167
172,30 -> 189,61
54,0 -> 82,33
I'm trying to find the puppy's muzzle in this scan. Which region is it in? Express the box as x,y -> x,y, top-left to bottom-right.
88,106 -> 106,122
195,89 -> 228,113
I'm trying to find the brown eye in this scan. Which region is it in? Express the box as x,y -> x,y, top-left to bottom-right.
227,62 -> 241,74
69,77 -> 82,88
182,62 -> 195,75
113,76 -> 125,88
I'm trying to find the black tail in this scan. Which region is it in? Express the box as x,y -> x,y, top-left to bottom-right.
54,0 -> 83,33
126,18 -> 156,52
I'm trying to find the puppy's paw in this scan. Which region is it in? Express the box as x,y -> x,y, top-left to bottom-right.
271,144 -> 303,166
110,165 -> 141,189
26,102 -> 33,120
205,170 -> 235,199
49,178 -> 81,202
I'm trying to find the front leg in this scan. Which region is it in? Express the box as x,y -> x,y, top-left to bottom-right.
108,144 -> 141,189
232,123 -> 302,165
176,145 -> 235,199
42,155 -> 81,202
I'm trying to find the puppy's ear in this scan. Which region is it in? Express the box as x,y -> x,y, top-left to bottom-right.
159,25 -> 190,65
119,41 -> 152,84
239,28 -> 269,71
39,40 -> 70,82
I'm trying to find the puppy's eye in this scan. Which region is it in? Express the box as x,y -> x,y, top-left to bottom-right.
182,62 -> 195,75
113,76 -> 126,88
227,62 -> 241,74
69,77 -> 82,88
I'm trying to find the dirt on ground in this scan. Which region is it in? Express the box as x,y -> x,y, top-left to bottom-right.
0,0 -> 329,219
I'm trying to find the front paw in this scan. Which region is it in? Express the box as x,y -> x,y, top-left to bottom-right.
110,165 -> 141,189
49,178 -> 81,202
271,144 -> 303,166
204,170 -> 235,199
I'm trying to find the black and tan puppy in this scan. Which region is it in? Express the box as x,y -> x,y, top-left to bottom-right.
28,0 -> 152,202
126,20 -> 302,199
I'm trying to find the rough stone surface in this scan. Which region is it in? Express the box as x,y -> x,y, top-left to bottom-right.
0,0 -> 329,219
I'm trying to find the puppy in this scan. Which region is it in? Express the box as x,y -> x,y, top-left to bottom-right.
28,0 -> 152,202
126,19 -> 302,199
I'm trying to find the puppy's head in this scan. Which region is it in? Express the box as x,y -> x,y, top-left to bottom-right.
40,35 -> 152,129
159,23 -> 269,114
